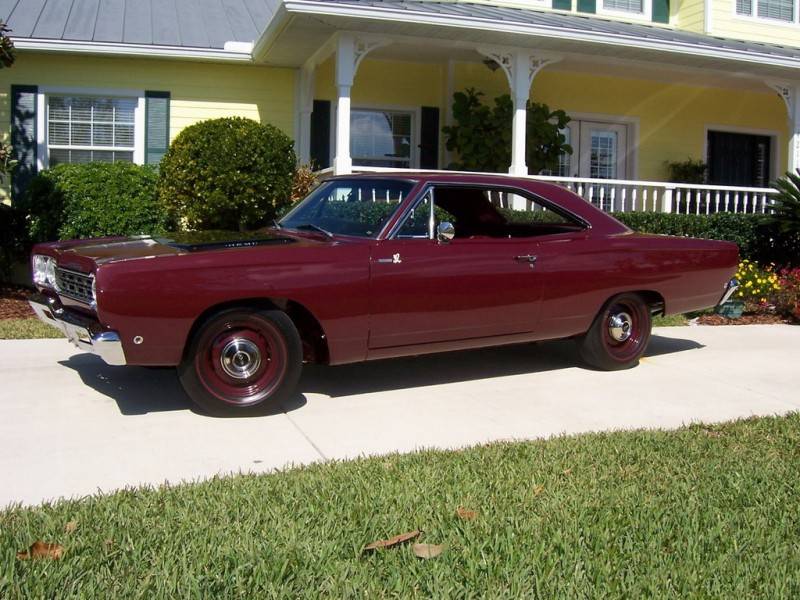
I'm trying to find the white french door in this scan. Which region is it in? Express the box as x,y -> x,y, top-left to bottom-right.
579,122 -> 628,181
558,120 -> 629,210
560,121 -> 629,180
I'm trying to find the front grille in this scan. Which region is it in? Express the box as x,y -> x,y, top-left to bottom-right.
56,268 -> 94,305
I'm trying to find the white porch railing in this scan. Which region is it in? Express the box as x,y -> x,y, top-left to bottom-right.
339,166 -> 778,215
530,174 -> 778,214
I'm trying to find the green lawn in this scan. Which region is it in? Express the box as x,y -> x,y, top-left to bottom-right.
0,318 -> 64,339
2,414 -> 799,598
652,313 -> 689,327
0,318 -> 64,340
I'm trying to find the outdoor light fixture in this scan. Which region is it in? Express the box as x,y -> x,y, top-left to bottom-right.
482,58 -> 500,72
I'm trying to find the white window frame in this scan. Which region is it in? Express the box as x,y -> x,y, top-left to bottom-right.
597,0 -> 653,22
733,0 -> 800,25
332,102 -> 421,169
36,86 -> 146,171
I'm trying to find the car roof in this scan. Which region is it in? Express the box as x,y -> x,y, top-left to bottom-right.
325,171 -> 629,235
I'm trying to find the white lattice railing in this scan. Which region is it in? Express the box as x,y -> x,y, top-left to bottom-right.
341,166 -> 778,215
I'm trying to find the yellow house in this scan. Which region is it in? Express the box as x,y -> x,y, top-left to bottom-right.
2,0 -> 799,213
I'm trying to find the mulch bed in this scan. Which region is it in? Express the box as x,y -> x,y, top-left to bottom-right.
695,313 -> 793,326
0,285 -> 35,320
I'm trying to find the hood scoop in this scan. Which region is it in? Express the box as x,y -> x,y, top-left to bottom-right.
156,230 -> 296,252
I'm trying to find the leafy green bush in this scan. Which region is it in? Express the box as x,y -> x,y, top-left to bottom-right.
20,162 -> 170,241
0,202 -> 27,280
158,117 -> 296,231
610,211 -> 800,265
665,158 -> 707,184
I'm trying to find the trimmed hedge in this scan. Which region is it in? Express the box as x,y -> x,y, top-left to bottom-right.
21,162 -> 171,242
612,212 -> 800,266
158,117 -> 296,231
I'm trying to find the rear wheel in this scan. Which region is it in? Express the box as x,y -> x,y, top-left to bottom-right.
178,308 -> 302,417
578,293 -> 652,370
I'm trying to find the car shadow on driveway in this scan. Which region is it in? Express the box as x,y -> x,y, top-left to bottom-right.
58,354 -> 308,416
297,334 -> 705,398
58,334 -> 702,414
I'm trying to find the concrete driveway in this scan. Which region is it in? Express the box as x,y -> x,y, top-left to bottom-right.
1,324 -> 799,508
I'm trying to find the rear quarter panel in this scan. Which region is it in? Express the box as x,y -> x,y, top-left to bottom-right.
95,242 -> 371,366
534,231 -> 738,339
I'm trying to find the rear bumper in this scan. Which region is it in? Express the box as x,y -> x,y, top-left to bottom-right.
29,294 -> 127,366
717,278 -> 740,306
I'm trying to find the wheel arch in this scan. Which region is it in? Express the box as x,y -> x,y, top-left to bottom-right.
598,290 -> 665,317
184,297 -> 330,365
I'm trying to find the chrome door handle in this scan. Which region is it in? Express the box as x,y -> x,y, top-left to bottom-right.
514,254 -> 537,264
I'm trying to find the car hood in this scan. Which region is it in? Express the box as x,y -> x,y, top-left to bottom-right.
43,229 -> 302,269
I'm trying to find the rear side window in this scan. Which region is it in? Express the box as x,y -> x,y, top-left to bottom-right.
432,186 -> 585,239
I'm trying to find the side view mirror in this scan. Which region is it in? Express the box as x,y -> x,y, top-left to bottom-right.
437,221 -> 455,243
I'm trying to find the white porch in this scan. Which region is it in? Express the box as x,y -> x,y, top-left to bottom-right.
253,1 -> 800,213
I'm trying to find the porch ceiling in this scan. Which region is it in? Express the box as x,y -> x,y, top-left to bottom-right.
255,0 -> 800,81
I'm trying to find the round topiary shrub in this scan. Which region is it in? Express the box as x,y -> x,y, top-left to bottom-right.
157,117 -> 296,231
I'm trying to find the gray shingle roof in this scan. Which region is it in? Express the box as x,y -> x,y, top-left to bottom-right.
2,0 -> 799,63
1,0 -> 277,48
316,0 -> 800,61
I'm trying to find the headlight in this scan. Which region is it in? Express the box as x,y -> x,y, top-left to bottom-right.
32,254 -> 58,289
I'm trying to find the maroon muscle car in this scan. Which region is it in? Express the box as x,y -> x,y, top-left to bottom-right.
30,173 -> 739,416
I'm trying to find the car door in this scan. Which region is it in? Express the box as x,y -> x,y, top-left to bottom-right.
367,187 -> 545,349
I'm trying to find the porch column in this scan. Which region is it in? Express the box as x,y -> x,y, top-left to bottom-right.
477,48 -> 559,176
791,86 -> 800,173
333,34 -> 390,175
333,35 -> 356,175
296,64 -> 314,165
769,82 -> 800,174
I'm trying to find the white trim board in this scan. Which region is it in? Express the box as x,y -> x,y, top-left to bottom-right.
12,39 -> 253,62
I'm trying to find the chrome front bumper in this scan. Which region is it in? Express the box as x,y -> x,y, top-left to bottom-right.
29,294 -> 127,366
717,278 -> 740,306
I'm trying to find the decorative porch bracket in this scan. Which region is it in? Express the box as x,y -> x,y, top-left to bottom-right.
333,34 -> 390,175
477,48 -> 560,176
767,81 -> 800,173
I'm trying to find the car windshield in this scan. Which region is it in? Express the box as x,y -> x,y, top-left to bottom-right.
279,178 -> 415,238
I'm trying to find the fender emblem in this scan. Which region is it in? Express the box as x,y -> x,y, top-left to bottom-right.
392,253 -> 402,264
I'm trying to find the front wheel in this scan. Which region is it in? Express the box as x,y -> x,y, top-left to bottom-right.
577,293 -> 652,371
178,308 -> 302,417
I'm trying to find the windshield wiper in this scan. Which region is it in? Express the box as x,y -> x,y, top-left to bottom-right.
292,223 -> 334,238
272,219 -> 282,229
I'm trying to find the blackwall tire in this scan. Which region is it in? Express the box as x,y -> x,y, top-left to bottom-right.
578,293 -> 652,371
178,308 -> 302,417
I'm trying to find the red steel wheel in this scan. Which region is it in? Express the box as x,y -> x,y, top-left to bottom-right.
179,308 -> 302,416
577,293 -> 652,371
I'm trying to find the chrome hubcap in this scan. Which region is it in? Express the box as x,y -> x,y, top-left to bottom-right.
220,338 -> 262,379
608,311 -> 633,342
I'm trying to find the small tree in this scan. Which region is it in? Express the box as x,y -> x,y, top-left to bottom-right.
443,88 -> 572,174
157,117 -> 296,231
